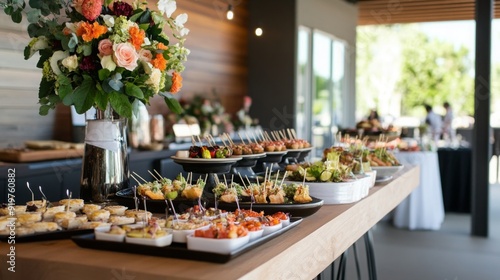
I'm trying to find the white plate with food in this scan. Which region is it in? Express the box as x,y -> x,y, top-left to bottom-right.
186,234 -> 250,254
125,230 -> 173,247
172,223 -> 211,243
371,165 -> 404,178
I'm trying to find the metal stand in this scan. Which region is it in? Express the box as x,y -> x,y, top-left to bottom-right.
363,230 -> 377,280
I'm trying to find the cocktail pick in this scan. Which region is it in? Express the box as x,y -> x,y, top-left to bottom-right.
280,171 -> 288,189
153,169 -> 164,181
274,170 -> 280,189
26,182 -> 34,203
143,196 -> 149,225
66,189 -> 72,213
148,170 -> 161,181
237,132 -> 246,145
130,173 -> 142,185
133,186 -> 138,211
133,172 -> 148,183
38,186 -> 48,201
165,198 -> 179,224
243,174 -> 255,212
302,168 -> 308,187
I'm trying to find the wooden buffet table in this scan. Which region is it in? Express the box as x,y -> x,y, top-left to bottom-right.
0,166 -> 419,280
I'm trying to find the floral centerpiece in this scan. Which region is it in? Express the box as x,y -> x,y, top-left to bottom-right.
2,0 -> 189,118
181,93 -> 233,135
2,0 -> 190,202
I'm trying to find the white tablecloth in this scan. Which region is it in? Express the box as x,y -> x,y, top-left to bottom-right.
393,151 -> 445,230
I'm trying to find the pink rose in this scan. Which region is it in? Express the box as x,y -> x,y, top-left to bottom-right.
98,39 -> 113,56
138,49 -> 153,62
113,43 -> 138,71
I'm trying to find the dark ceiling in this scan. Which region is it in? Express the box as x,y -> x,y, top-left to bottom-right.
357,0 -> 498,25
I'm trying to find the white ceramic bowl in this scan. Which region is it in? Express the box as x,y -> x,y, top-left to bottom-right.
294,180 -> 359,205
186,234 -> 250,254
94,228 -> 125,242
172,224 -> 211,243
125,231 -> 173,247
262,222 -> 282,236
248,229 -> 264,241
371,165 -> 404,178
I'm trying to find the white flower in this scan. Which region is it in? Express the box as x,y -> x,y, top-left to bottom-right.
174,13 -> 188,28
65,22 -> 77,33
62,55 -> 78,72
143,37 -> 151,46
101,55 -> 117,71
158,0 -> 177,17
49,51 -> 69,76
180,27 -> 190,37
146,68 -> 162,93
27,36 -> 49,58
101,15 -> 115,28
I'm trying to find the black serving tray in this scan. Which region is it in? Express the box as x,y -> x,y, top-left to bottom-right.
0,228 -> 93,243
71,217 -> 302,263
216,197 -> 324,217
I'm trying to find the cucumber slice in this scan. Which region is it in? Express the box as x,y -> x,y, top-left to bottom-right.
320,170 -> 332,182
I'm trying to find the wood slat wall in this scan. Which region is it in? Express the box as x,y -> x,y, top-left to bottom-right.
0,0 -> 248,147
358,0 -> 500,25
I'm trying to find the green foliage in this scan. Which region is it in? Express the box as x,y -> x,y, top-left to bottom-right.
163,95 -> 183,114
109,91 -> 133,119
356,24 -> 474,119
398,33 -> 473,115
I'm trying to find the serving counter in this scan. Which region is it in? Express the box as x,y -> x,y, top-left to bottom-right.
0,166 -> 419,280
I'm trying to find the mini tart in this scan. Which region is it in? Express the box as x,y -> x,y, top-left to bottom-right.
42,206 -> 66,221
16,226 -> 36,236
108,215 -> 135,226
82,204 -> 101,215
79,221 -> 111,230
29,222 -> 60,233
53,211 -> 77,225
59,199 -> 85,212
0,216 -> 10,231
127,228 -> 168,239
108,225 -> 126,235
60,215 -> 87,230
104,205 -> 128,216
0,205 -> 27,216
88,209 -> 110,222
17,212 -> 42,225
124,210 -> 152,223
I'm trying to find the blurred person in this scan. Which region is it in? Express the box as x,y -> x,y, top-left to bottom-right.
367,109 -> 379,121
442,102 -> 455,140
424,104 -> 442,142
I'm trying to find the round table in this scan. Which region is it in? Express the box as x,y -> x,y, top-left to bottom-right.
393,151 -> 445,230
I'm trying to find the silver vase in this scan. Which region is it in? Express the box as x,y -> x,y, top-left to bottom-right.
80,108 -> 129,203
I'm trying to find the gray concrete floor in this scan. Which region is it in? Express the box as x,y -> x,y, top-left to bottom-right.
338,184 -> 500,280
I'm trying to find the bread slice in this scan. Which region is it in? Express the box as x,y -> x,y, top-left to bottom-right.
25,140 -> 72,150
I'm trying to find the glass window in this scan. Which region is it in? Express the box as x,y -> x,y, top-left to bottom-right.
296,27 -> 349,158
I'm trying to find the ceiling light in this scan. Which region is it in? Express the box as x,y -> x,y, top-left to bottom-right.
226,4 -> 234,20
255,27 -> 263,36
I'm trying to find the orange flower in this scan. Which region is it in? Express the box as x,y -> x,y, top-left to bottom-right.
170,72 -> 183,93
128,26 -> 145,50
151,53 -> 167,71
63,27 -> 72,36
76,22 -> 107,42
157,42 -> 168,50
